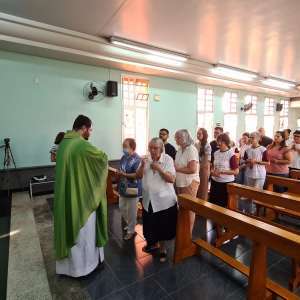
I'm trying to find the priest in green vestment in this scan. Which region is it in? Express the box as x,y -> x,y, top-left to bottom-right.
54,114 -> 108,277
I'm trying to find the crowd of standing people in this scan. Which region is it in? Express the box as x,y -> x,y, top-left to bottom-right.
115,124 -> 300,262
51,115 -> 300,278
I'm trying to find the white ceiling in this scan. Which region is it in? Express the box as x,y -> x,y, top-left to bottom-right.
1,0 -> 300,86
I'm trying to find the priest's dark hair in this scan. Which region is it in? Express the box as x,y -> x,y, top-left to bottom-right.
72,115 -> 92,130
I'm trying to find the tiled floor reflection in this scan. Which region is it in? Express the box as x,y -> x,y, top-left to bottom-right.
33,196 -> 300,299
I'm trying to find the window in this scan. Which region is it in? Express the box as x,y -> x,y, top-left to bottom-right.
245,95 -> 258,133
223,92 -> 237,113
197,88 -> 214,141
279,99 -> 289,130
264,97 -> 275,137
223,92 -> 238,143
122,76 -> 149,155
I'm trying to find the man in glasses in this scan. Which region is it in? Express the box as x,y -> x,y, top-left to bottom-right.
159,128 -> 177,160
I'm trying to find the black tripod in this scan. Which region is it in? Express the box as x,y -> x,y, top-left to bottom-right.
0,138 -> 16,169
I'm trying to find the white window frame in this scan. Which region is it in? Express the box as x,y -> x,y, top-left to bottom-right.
245,95 -> 258,133
223,92 -> 238,142
121,75 -> 150,155
279,99 -> 289,130
197,87 -> 214,140
264,97 -> 275,137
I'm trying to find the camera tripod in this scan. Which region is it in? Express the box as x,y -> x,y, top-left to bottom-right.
0,138 -> 16,169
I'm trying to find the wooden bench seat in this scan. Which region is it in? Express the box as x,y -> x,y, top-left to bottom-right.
254,200 -> 300,219
258,175 -> 300,220
194,239 -> 299,300
266,175 -> 300,195
226,183 -> 300,290
174,193 -> 300,300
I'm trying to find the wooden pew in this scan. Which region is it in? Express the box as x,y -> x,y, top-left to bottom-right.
226,183 -> 300,290
266,174 -> 300,195
290,169 -> 300,180
260,175 -> 300,219
213,182 -> 300,247
174,193 -> 300,300
106,167 -> 119,204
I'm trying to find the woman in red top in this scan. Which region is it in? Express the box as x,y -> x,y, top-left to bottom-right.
266,131 -> 292,193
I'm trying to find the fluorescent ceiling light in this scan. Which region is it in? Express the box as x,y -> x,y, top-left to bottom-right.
110,37 -> 188,62
210,65 -> 257,81
262,78 -> 296,90
145,54 -> 183,67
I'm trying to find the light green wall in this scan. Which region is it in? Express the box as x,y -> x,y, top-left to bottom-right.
0,50 -> 295,168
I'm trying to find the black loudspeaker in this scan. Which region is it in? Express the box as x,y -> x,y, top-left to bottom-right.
106,81 -> 118,97
276,103 -> 283,112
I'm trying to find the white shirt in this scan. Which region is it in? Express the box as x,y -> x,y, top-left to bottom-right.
291,143 -> 300,169
175,145 -> 200,187
244,146 -> 267,179
142,153 -> 177,213
212,148 -> 236,183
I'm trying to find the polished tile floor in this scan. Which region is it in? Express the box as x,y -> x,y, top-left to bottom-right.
31,195 -> 300,300
2,192 -> 300,299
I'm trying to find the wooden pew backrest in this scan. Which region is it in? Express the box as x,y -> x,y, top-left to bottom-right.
174,193 -> 300,300
227,183 -> 300,213
266,175 -> 300,195
177,193 -> 300,260
290,170 -> 300,180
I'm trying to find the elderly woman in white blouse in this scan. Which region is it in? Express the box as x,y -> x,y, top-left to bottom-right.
136,138 -> 177,263
174,129 -> 200,233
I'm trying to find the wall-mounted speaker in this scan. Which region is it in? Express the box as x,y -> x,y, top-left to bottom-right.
106,81 -> 118,97
276,103 -> 283,112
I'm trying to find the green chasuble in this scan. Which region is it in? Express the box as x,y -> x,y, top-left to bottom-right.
54,131 -> 108,260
